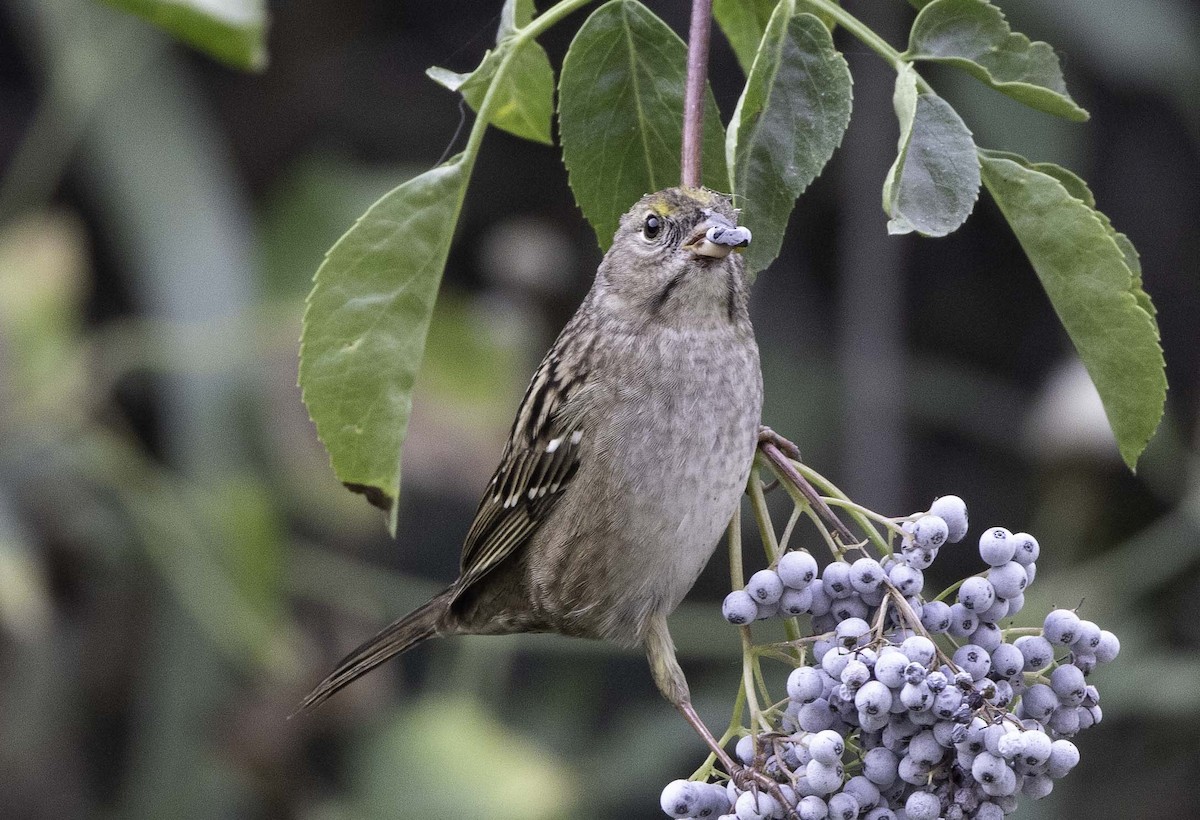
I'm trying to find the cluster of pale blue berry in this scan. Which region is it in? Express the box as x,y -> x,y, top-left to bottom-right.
660,496 -> 1120,820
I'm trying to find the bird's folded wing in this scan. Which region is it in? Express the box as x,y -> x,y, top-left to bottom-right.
453,350 -> 588,599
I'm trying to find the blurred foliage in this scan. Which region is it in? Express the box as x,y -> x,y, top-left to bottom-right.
103,0 -> 268,71
0,0 -> 1198,819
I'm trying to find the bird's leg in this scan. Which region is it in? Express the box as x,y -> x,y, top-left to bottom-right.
644,618 -> 798,818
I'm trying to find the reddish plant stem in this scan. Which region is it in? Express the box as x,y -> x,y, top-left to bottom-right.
759,440 -> 859,547
681,0 -> 713,188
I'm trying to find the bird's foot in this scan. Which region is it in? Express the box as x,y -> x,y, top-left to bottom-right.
727,764 -> 800,820
757,425 -> 800,459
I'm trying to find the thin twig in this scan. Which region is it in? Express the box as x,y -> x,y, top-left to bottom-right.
681,0 -> 713,188
760,441 -> 858,546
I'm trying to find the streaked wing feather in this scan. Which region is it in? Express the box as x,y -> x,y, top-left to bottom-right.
453,349 -> 587,598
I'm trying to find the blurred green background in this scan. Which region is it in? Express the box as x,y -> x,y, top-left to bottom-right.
1,0 -> 1198,817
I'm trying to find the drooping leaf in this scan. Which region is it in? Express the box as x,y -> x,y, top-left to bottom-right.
299,155 -> 471,530
882,65 -> 980,236
980,153 -> 1165,469
978,148 -> 1156,321
102,0 -> 267,71
559,0 -> 729,248
427,15 -> 555,146
905,0 -> 1088,121
727,4 -> 852,273
713,0 -> 781,76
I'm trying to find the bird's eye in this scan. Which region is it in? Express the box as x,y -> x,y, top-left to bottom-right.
642,214 -> 662,241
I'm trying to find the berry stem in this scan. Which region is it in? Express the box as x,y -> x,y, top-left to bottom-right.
747,472 -> 805,647
681,0 -> 713,188
760,443 -> 862,548
727,509 -> 746,590
741,625 -> 773,732
778,506 -> 802,552
690,682 -> 747,781
932,572 -> 984,603
819,496 -> 907,540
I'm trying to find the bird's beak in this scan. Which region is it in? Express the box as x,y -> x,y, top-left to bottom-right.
685,213 -> 752,259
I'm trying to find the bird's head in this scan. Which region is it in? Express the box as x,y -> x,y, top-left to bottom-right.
596,187 -> 752,328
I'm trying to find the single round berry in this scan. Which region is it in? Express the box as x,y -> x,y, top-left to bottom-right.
987,561 -> 1028,599
660,779 -> 700,818
1043,609 -> 1082,645
797,795 -> 829,820
735,734 -> 756,765
929,495 -> 968,542
1014,634 -> 1054,671
787,666 -> 825,704
862,747 -> 899,786
888,564 -> 924,597
911,515 -> 949,550
957,577 -> 997,612
904,790 -> 941,820
805,759 -> 844,795
978,527 -> 1015,566
778,550 -> 819,589
953,643 -> 992,681
850,557 -> 886,594
1011,532 -> 1040,565
948,603 -> 977,638
827,792 -> 860,820
920,600 -> 952,633
1046,739 -> 1080,778
745,569 -> 785,606
722,590 -> 758,625
835,617 -> 871,645
990,642 -> 1024,679
822,562 -> 854,598
1071,619 -> 1102,654
855,680 -> 893,716
809,728 -> 845,765
842,776 -> 880,812
1094,630 -> 1120,663
780,586 -> 814,615
1050,664 -> 1087,706
1022,683 -> 1058,722
901,635 -> 937,666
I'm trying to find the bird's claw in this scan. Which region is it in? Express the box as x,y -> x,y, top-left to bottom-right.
757,425 -> 801,459
726,763 -> 800,820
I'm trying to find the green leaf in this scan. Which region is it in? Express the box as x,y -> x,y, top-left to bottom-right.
713,0 -> 780,76
559,0 -> 729,249
102,0 -> 267,71
299,155 -> 471,529
980,153 -> 1165,468
727,5 -> 852,273
428,41 -> 555,146
498,0 -> 536,40
882,65 -> 980,236
978,148 -> 1157,321
905,0 -> 1088,121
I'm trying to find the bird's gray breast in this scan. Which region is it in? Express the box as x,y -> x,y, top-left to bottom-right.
532,322 -> 763,644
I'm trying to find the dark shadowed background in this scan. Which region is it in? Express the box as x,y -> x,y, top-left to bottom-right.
1,0 -> 1198,817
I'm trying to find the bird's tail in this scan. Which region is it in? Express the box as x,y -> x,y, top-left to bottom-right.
297,587 -> 455,713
